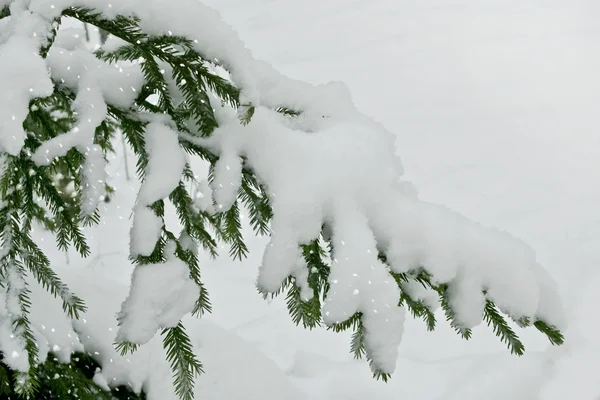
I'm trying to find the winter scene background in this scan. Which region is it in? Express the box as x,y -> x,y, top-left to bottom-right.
1,0 -> 598,399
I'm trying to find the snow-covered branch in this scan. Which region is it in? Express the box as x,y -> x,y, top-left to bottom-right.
0,0 -> 564,397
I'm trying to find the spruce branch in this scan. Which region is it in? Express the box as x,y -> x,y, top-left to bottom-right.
1,351 -> 143,399
162,323 -> 203,400
169,182 -> 218,259
399,292 -> 436,331
512,315 -> 531,327
113,342 -> 139,357
0,3 -> 565,398
215,201 -> 248,261
278,238 -> 332,330
302,238 -> 330,293
276,107 -> 301,117
239,105 -> 255,125
164,229 -> 212,316
328,312 -> 362,333
32,354 -> 115,400
239,171 -> 272,236
326,306 -> 391,382
7,274 -> 41,396
66,5 -> 239,138
0,363 -> 10,396
483,300 -> 525,355
533,320 -> 564,346
18,232 -> 86,318
350,322 -> 367,360
259,276 -> 292,301
0,5 -> 9,19
285,282 -> 321,329
435,285 -> 474,339
39,17 -> 61,59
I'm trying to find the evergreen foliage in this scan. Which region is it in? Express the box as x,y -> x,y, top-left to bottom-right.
0,351 -> 145,400
0,4 -> 564,400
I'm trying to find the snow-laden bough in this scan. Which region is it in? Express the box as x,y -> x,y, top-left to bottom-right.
0,0 -> 565,397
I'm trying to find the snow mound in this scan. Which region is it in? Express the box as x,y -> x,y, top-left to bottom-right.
25,264 -> 304,400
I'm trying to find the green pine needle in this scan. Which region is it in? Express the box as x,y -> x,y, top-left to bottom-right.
114,342 -> 139,356
533,320 -> 565,346
328,312 -> 362,333
372,370 -> 391,383
399,292 -> 436,331
0,364 -> 10,396
162,323 -> 203,400
276,107 -> 301,117
239,105 -> 255,125
285,281 -> 322,329
483,300 -> 525,356
0,5 -> 9,19
239,172 -> 272,236
0,5 -> 566,399
350,323 -> 367,360
216,201 -> 248,261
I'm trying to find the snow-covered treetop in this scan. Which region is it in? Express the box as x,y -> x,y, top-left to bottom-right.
0,1 -> 565,399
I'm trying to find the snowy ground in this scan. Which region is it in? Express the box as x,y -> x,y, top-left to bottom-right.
44,1 -> 600,399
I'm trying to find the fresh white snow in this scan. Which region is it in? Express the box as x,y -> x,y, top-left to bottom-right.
200,0 -> 600,397
2,0 -> 600,399
117,243 -> 200,345
0,35 -> 53,156
136,122 -> 186,207
129,121 -> 184,257
25,261 -> 303,400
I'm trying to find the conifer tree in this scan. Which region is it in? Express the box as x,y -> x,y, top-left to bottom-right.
0,1 -> 564,400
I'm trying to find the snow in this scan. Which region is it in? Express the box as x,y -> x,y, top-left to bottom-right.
28,285 -> 85,364
189,100 -> 562,370
401,280 -> 439,313
44,39 -> 144,110
29,25 -> 141,215
136,122 -> 185,207
198,1 -> 595,398
31,54 -> 108,213
446,271 -> 486,329
15,259 -> 304,400
117,244 -> 200,345
129,121 -> 185,256
3,0 -> 600,398
0,36 -> 53,156
80,147 -> 106,215
322,198 -> 405,373
193,179 -> 215,214
0,264 -> 31,372
129,206 -> 162,257
210,150 -> 242,212
290,257 -> 313,302
0,319 -> 29,372
11,4 -> 564,368
92,370 -> 110,391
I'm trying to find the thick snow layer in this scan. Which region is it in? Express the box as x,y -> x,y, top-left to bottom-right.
189,102 -> 564,371
0,265 -> 32,372
200,0 -> 600,398
129,122 -> 184,256
24,25 -> 142,215
129,206 -> 163,257
136,122 -> 185,207
80,147 -> 106,215
3,0 -> 600,398
117,245 -> 200,345
27,0 -> 357,116
0,35 -> 53,156
21,262 -> 303,400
